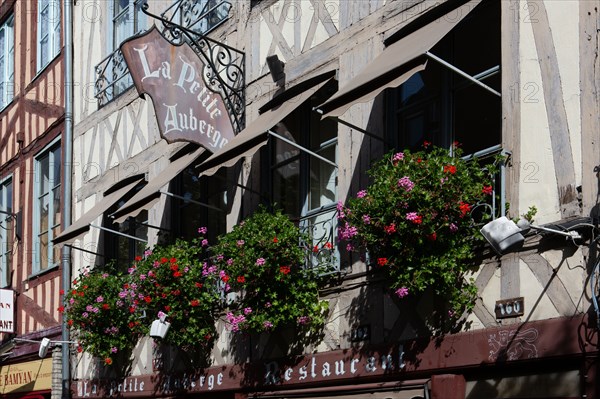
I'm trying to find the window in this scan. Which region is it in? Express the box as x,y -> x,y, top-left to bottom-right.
171,167 -> 227,245
37,0 -> 61,71
0,14 -> 14,110
265,80 -> 339,272
33,141 -> 61,273
0,177 -> 12,287
104,210 -> 148,268
168,0 -> 231,35
95,0 -> 146,106
103,180 -> 149,269
388,1 -> 500,156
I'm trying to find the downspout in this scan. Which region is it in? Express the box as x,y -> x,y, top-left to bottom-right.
61,0 -> 73,397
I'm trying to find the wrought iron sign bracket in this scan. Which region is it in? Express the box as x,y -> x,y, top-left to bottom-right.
141,1 -> 246,134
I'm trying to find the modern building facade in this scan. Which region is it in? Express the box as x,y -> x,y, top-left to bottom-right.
0,0 -> 66,398
63,0 -> 600,398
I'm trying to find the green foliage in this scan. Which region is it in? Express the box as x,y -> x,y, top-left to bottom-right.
131,236 -> 222,357
211,207 -> 328,334
339,145 -> 497,321
63,264 -> 146,366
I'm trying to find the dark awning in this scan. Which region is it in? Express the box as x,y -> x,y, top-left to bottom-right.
198,71 -> 337,177
110,147 -> 206,223
318,0 -> 482,118
53,177 -> 145,245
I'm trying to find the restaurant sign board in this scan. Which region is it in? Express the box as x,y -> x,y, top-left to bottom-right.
0,358 -> 52,394
0,289 -> 14,333
121,27 -> 234,152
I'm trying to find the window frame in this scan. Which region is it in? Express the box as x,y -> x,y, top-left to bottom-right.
0,175 -> 13,288
0,14 -> 15,111
262,80 -> 340,274
37,0 -> 61,72
386,1 -> 501,157
32,137 -> 62,275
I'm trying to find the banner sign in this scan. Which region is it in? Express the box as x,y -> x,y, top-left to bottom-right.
0,358 -> 53,394
121,27 -> 234,152
0,289 -> 14,333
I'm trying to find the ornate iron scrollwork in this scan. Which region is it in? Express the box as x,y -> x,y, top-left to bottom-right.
143,1 -> 245,134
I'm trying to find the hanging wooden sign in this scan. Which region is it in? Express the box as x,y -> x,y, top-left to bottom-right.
120,27 -> 234,152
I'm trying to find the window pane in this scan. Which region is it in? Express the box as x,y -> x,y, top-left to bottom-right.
5,180 -> 12,214
52,226 -> 60,266
39,194 -> 49,232
52,146 -> 61,187
40,36 -> 49,67
116,0 -> 129,14
53,187 -> 61,226
39,232 -> 49,270
309,144 -> 336,210
40,154 -> 50,194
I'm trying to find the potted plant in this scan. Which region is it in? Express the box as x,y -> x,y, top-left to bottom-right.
62,264 -> 147,367
211,208 -> 329,336
338,144 -> 498,326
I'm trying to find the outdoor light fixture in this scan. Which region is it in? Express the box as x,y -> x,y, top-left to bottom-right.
150,313 -> 170,339
481,216 -> 582,255
13,337 -> 76,358
266,54 -> 285,85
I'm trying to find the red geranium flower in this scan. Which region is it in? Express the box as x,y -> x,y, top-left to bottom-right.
57,305 -> 64,313
384,223 -> 396,234
144,296 -> 152,303
427,232 -> 437,241
459,202 -> 472,217
67,319 -> 73,326
76,346 -> 83,353
164,306 -> 171,311
237,276 -> 245,283
129,307 -> 136,313
173,271 -> 182,278
221,275 -> 230,283
170,257 -> 177,263
280,266 -> 291,275
324,242 -> 333,249
377,258 -> 388,266
482,185 -> 493,195
423,140 -> 431,148
102,304 -> 110,310
444,165 -> 457,174
190,299 -> 200,307
195,282 -> 203,288
170,264 -> 179,271
135,255 -> 142,261
172,289 -> 181,296
273,237 -> 278,243
104,358 -> 113,365
160,257 -> 168,264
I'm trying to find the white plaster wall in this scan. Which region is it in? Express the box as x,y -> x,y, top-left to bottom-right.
545,1 -> 581,188
517,2 -> 560,224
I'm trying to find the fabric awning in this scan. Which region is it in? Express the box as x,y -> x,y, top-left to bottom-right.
110,147 -> 206,223
197,71 -> 336,177
318,0 -> 482,118
53,177 -> 145,245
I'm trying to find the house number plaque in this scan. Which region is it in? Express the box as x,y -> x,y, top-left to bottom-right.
495,297 -> 524,319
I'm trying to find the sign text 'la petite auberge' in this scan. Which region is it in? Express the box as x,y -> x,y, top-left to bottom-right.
120,27 -> 234,152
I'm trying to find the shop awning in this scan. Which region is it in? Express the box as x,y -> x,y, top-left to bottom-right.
198,71 -> 337,177
110,147 -> 206,223
53,177 -> 145,246
317,0 -> 483,118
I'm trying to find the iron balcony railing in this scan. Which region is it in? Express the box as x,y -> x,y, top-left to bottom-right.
95,0 -> 232,107
299,204 -> 340,276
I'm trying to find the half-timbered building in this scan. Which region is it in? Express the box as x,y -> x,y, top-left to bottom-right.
66,0 -> 600,398
0,0 -> 66,398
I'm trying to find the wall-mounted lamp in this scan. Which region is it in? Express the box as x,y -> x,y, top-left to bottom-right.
481,216 -> 582,255
266,54 -> 285,87
14,337 -> 77,358
150,313 -> 170,339
0,210 -> 20,240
